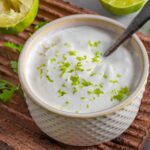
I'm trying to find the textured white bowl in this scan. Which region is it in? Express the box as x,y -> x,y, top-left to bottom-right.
18,15 -> 149,146
25,92 -> 143,146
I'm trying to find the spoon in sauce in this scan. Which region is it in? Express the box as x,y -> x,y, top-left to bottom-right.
104,0 -> 150,57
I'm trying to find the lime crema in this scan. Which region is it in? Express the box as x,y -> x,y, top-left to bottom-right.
26,26 -> 135,113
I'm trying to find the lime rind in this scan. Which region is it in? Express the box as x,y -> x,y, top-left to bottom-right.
0,0 -> 33,27
100,0 -> 148,15
0,0 -> 39,34
101,0 -> 147,8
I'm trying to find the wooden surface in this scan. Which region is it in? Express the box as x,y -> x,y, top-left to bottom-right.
0,0 -> 150,149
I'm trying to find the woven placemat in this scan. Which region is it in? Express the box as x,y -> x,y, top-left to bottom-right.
0,0 -> 150,150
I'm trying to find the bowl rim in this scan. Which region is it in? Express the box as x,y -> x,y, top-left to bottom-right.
18,14 -> 149,118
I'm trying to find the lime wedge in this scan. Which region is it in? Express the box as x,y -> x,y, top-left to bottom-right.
99,0 -> 148,15
0,0 -> 39,34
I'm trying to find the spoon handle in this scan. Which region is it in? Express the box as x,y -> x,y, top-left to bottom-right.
104,0 -> 150,57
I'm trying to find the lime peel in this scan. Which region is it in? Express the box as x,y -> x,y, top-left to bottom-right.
0,0 -> 39,34
100,0 -> 148,15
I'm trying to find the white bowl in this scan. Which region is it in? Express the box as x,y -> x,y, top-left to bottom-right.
18,14 -> 149,146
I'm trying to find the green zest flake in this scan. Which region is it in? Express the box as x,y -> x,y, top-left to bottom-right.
111,86 -> 129,102
92,56 -> 100,63
103,74 -> 108,79
75,62 -> 84,72
99,83 -> 104,88
34,21 -> 48,31
87,89 -> 93,95
81,79 -> 92,87
65,101 -> 69,105
37,64 -> 46,69
87,68 -> 92,72
89,97 -> 96,101
91,51 -> 102,63
10,61 -> 18,73
57,89 -> 67,97
0,80 -> 18,102
80,97 -> 85,100
37,64 -> 46,78
63,54 -> 67,60
70,75 -> 80,86
4,41 -> 23,53
86,104 -> 90,109
88,40 -> 100,48
50,57 -> 56,62
68,69 -> 75,73
95,51 -> 102,57
116,74 -> 122,78
62,83 -> 66,88
90,72 -> 96,77
68,50 -> 76,56
73,87 -> 78,94
55,50 -> 60,57
109,80 -> 118,84
76,56 -> 84,61
46,75 -> 54,83
94,88 -> 103,96
40,70 -> 43,78
59,62 -> 71,77
76,56 -> 87,61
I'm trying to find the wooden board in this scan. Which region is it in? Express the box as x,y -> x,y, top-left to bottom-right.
0,0 -> 150,149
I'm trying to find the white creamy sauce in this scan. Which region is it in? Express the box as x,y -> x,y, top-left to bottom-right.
26,26 -> 135,113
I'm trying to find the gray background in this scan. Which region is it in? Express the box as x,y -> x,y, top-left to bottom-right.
64,0 -> 150,149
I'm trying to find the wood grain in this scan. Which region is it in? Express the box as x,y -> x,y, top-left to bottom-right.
0,0 -> 150,150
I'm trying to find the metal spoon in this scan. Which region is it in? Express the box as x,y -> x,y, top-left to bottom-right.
103,0 -> 150,57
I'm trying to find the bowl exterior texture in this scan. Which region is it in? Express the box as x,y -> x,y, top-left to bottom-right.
25,89 -> 144,146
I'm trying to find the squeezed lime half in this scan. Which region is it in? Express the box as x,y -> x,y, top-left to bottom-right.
0,0 -> 39,34
99,0 -> 148,15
